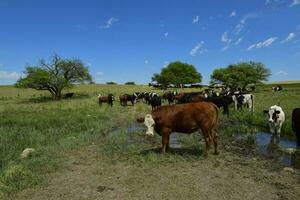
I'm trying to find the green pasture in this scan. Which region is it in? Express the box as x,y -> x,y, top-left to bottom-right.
0,83 -> 300,197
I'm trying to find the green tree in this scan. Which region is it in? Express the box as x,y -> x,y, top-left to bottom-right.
106,81 -> 117,85
15,55 -> 92,100
152,61 -> 202,85
124,81 -> 135,85
210,61 -> 271,89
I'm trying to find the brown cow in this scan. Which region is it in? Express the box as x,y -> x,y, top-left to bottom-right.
137,102 -> 219,155
119,94 -> 135,106
98,94 -> 114,107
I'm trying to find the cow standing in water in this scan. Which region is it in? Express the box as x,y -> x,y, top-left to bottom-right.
292,108 -> 300,147
264,105 -> 285,145
137,102 -> 219,155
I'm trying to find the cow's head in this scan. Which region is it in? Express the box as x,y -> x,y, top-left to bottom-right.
144,114 -> 155,136
264,107 -> 281,123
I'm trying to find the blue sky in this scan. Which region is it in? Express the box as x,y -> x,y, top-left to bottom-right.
0,0 -> 300,85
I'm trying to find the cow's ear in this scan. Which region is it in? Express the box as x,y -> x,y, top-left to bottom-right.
275,110 -> 281,114
263,110 -> 269,114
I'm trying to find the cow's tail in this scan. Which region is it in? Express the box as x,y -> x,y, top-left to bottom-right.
210,104 -> 219,142
136,117 -> 145,123
251,94 -> 254,113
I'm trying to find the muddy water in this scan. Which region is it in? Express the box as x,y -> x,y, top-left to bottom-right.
169,133 -> 182,148
255,132 -> 297,167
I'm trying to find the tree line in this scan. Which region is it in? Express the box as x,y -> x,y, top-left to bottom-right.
15,55 -> 271,100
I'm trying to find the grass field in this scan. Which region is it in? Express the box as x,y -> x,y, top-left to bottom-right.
1,83 -> 300,199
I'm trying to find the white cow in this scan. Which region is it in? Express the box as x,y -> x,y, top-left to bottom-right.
232,93 -> 254,112
264,105 -> 285,145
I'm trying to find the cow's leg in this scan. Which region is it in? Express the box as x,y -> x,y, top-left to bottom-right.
223,105 -> 229,115
211,131 -> 218,155
202,130 -> 211,156
161,128 -> 171,154
275,127 -> 281,145
270,126 -> 276,144
296,131 -> 300,147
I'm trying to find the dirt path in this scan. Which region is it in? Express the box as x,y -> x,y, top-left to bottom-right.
13,143 -> 300,200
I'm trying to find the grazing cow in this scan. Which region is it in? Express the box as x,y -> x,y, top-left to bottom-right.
64,92 -> 74,98
98,94 -> 114,107
119,94 -> 136,106
272,85 -> 282,92
137,102 -> 219,155
232,93 -> 254,112
292,108 -> 300,147
264,105 -> 285,145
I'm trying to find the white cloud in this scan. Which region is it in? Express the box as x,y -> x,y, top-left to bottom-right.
265,0 -> 281,5
229,11 -> 236,17
233,13 -> 259,34
221,45 -> 229,51
234,37 -> 243,45
247,37 -> 277,51
281,32 -> 296,43
290,0 -> 300,7
96,71 -> 104,76
190,41 -> 207,56
221,32 -> 232,43
144,60 -> 149,64
164,32 -> 169,37
99,17 -> 118,29
192,16 -> 200,24
275,70 -> 288,76
0,71 -> 23,80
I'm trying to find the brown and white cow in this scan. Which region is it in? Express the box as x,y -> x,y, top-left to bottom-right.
98,94 -> 114,107
137,102 -> 219,155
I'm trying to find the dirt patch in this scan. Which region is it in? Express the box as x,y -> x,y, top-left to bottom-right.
12,142 -> 300,200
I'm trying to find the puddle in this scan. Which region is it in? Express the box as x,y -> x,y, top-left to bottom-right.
255,132 -> 297,167
235,131 -> 299,167
169,133 -> 182,148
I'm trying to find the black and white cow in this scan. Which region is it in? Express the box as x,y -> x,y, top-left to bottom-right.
292,108 -> 300,147
272,85 -> 282,92
143,92 -> 159,105
264,105 -> 285,145
232,93 -> 254,112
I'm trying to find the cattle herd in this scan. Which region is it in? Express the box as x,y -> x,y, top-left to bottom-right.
97,86 -> 300,154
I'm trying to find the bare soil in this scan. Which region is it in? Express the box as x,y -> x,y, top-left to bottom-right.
12,143 -> 300,200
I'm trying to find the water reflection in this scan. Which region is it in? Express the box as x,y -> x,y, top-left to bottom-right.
255,132 -> 299,168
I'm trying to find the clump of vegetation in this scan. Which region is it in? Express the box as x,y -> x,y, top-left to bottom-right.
15,55 -> 92,100
124,81 -> 135,85
210,61 -> 271,89
152,61 -> 202,86
106,81 -> 117,85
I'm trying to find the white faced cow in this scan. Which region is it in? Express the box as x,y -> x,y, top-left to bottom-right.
264,105 -> 285,145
